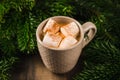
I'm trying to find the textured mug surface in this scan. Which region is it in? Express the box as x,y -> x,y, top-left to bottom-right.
36,16 -> 97,73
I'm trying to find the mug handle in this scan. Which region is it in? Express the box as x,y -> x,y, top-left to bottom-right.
82,22 -> 97,48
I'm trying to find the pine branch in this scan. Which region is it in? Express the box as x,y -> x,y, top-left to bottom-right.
73,41 -> 120,80
73,63 -> 120,80
49,2 -> 75,16
0,56 -> 18,80
0,1 -> 35,80
17,13 -> 36,53
85,40 -> 120,63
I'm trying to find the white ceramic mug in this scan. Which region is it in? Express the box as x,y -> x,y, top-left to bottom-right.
36,16 -> 97,73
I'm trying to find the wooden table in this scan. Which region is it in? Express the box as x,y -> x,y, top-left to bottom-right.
11,53 -> 84,80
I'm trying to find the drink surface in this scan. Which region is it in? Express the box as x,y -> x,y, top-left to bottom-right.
42,18 -> 80,49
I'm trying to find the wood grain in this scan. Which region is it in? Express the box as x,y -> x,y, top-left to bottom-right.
11,53 -> 84,80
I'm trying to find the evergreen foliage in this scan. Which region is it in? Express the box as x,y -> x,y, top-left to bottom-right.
0,0 -> 120,80
72,0 -> 120,80
73,41 -> 120,80
0,56 -> 17,80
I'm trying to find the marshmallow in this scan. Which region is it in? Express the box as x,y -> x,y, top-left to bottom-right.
43,18 -> 60,33
42,32 -> 62,48
60,22 -> 79,38
59,36 -> 77,49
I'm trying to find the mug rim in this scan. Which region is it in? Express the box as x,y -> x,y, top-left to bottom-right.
36,16 -> 84,51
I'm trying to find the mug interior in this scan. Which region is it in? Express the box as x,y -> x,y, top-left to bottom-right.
36,16 -> 84,50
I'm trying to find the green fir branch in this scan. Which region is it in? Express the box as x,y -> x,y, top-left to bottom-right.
73,63 -> 120,80
73,41 -> 120,80
0,56 -> 18,80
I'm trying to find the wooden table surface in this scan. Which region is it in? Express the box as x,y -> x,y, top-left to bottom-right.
11,53 -> 84,80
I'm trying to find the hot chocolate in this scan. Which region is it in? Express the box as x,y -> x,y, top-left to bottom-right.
42,18 -> 80,49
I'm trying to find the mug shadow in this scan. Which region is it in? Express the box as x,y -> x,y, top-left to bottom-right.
11,52 -> 85,80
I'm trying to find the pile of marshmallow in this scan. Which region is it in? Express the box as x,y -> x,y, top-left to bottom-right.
42,18 -> 79,49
